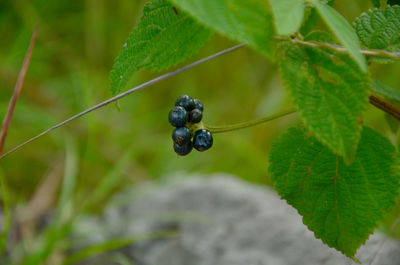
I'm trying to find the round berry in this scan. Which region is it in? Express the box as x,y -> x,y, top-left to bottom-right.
193,129 -> 213,152
174,141 -> 193,156
189,109 -> 203,123
172,127 -> 192,146
169,106 -> 188,127
193,99 -> 204,112
175,95 -> 195,111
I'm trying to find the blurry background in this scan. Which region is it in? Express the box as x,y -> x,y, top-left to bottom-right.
1,0 -> 400,261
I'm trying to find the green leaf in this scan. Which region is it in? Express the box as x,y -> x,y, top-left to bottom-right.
300,7 -> 319,36
313,0 -> 367,72
170,0 -> 274,58
372,79 -> 400,102
269,0 -> 305,36
279,41 -> 370,163
269,126 -> 400,258
110,0 -> 212,95
354,6 -> 400,51
300,0 -> 335,35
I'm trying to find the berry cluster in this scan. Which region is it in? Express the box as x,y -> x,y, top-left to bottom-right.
169,95 -> 213,156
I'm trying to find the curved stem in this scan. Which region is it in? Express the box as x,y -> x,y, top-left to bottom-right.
273,36 -> 400,59
205,107 -> 297,134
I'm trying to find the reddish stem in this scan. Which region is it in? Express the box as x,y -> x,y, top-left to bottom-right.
369,94 -> 400,121
0,25 -> 38,156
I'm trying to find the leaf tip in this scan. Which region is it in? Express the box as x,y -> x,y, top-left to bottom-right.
358,57 -> 368,73
351,256 -> 361,264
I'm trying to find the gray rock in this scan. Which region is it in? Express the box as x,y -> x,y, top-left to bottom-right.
72,174 -> 400,265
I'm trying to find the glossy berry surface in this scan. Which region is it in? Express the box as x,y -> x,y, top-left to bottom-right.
193,99 -> 204,112
175,94 -> 195,111
174,141 -> 193,156
172,127 -> 192,146
193,129 -> 213,152
189,109 -> 203,123
169,106 -> 188,127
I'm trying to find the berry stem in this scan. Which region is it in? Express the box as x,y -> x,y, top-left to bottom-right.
205,107 -> 297,134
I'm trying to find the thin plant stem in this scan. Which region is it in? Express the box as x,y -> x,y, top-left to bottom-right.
0,25 -> 38,156
274,36 -> 400,59
205,107 -> 297,134
0,44 -> 245,159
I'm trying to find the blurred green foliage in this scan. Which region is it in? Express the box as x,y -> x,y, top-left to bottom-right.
1,1 -> 400,262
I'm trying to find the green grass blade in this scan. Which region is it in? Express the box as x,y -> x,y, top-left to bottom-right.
0,169 -> 11,256
21,136 -> 79,265
83,150 -> 132,210
21,223 -> 73,265
63,230 -> 177,265
55,136 -> 79,223
108,253 -> 136,265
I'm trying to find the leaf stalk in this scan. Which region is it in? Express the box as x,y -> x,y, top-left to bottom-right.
274,36 -> 400,59
205,107 -> 297,134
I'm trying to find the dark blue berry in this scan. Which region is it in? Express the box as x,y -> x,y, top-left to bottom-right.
193,99 -> 204,112
175,95 -> 195,111
193,129 -> 213,152
189,109 -> 202,123
174,141 -> 193,156
172,127 -> 192,146
169,106 -> 188,127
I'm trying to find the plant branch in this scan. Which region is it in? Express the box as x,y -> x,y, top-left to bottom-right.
274,36 -> 400,59
204,94 -> 400,134
0,25 -> 38,157
369,94 -> 400,121
0,44 -> 245,159
205,107 -> 297,133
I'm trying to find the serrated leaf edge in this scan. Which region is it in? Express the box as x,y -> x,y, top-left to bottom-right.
110,2 -> 212,95
353,5 -> 400,51
269,126 -> 400,258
